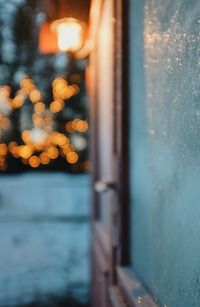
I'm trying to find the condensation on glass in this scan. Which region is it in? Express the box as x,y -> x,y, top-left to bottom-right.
130,0 -> 200,306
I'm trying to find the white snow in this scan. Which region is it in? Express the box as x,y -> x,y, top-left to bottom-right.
0,172 -> 91,306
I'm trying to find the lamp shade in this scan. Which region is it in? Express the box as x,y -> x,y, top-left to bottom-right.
39,21 -> 59,54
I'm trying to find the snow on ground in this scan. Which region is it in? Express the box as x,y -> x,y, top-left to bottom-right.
0,172 -> 91,307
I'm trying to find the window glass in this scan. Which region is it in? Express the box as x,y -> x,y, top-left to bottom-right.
130,1 -> 200,306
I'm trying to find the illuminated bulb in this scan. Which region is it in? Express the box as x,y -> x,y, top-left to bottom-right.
29,156 -> 40,168
30,128 -> 48,144
21,130 -> 31,143
19,145 -> 32,159
76,120 -> 88,132
46,146 -> 59,159
65,121 -> 74,133
30,89 -> 41,103
71,135 -> 87,151
39,152 -> 50,165
62,144 -> 74,154
8,141 -> 17,152
52,18 -> 85,52
66,151 -> 78,164
34,102 -> 45,113
50,100 -> 64,113
54,134 -> 68,147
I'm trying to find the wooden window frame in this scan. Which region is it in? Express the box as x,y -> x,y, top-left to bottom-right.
88,0 -> 159,306
113,0 -> 159,306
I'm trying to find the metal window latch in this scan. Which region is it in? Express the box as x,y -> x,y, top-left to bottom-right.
94,180 -> 117,193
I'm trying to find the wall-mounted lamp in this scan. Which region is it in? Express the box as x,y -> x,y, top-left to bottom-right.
38,0 -> 90,58
51,18 -> 86,53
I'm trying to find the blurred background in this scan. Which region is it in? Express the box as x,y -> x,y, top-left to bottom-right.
0,0 -> 91,306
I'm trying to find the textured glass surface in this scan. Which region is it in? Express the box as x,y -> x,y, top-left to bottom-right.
130,1 -> 200,306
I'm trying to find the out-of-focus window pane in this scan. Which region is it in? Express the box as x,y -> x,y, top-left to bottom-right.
130,1 -> 200,306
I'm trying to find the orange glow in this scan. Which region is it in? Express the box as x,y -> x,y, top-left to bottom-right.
76,120 -> 88,132
70,84 -> 80,95
0,86 -> 11,97
10,145 -> 20,158
70,74 -> 81,83
66,151 -> 78,164
54,134 -> 68,147
11,96 -> 24,108
39,21 -> 59,54
0,144 -> 8,156
72,119 -> 79,130
34,102 -> 45,113
1,117 -> 11,129
30,89 -> 41,103
52,77 -> 73,100
32,113 -> 45,128
62,144 -> 74,154
46,146 -> 59,159
52,18 -> 85,52
50,100 -> 64,113
34,143 -> 44,151
20,78 -> 35,94
18,145 -> 33,159
39,152 -> 50,165
50,131 -> 59,144
29,156 -> 40,168
8,141 -> 17,150
21,130 -> 31,143
52,77 -> 68,87
65,121 -> 74,133
8,142 -> 18,154
81,161 -> 92,171
0,156 -> 5,162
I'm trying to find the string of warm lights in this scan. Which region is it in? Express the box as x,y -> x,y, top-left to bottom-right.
0,75 -> 89,171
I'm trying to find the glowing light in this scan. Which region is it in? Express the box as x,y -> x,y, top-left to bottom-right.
52,18 -> 85,52
29,156 -> 40,168
30,89 -> 41,103
8,141 -> 18,153
33,115 -> 45,128
50,100 -> 64,113
62,144 -> 74,154
34,102 -> 45,113
8,142 -> 19,157
39,152 -> 50,165
54,134 -> 68,147
46,146 -> 59,159
11,96 -> 24,109
21,130 -> 31,143
0,117 -> 11,130
20,77 -> 35,94
66,151 -> 78,164
30,128 -> 48,144
71,135 -> 87,150
70,84 -> 80,95
0,144 -> 8,156
76,120 -> 88,132
65,121 -> 74,133
18,145 -> 33,159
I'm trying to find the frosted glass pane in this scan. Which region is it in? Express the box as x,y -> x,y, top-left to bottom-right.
130,1 -> 200,306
